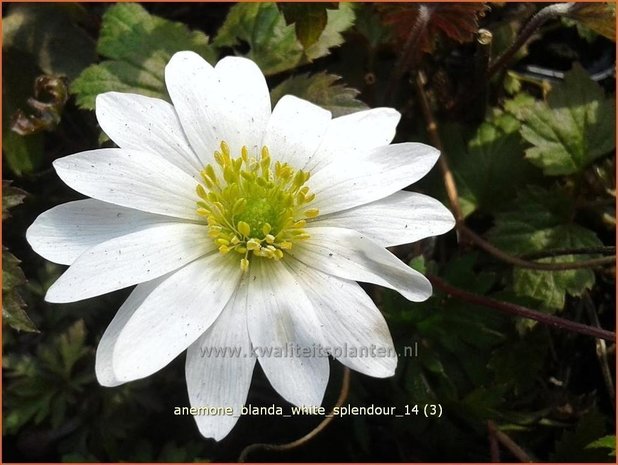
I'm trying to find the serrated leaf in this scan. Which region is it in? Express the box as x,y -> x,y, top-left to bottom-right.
566,3 -> 616,41
72,61 -> 167,109
304,4 -> 355,61
58,320 -> 89,374
2,291 -> 37,333
4,320 -> 93,434
512,254 -> 597,311
552,411 -> 610,461
3,248 -> 27,291
3,3 -> 96,80
2,181 -> 27,220
380,3 -> 489,55
270,72 -> 368,117
71,3 -> 216,110
2,247 -> 37,333
280,4 -> 335,49
214,2 -> 354,76
520,64 -> 616,176
489,187 -> 603,310
447,110 -> 541,216
503,92 -> 537,120
586,435 -> 616,456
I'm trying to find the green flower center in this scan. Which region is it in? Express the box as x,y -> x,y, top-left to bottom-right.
196,141 -> 318,272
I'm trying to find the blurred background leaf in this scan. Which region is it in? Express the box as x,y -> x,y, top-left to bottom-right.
3,3 -> 96,80
214,2 -> 354,76
279,3 -> 338,49
489,186 -> 603,311
270,72 -> 368,117
72,3 -> 216,109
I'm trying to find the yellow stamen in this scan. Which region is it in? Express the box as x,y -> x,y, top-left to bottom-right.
195,141 -> 318,272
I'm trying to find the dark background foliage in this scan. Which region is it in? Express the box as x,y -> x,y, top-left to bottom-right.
2,2 -> 616,462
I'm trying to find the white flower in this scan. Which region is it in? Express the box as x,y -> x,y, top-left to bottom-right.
26,51 -> 455,440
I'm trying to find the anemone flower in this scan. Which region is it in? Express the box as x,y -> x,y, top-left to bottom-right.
27,51 -> 455,440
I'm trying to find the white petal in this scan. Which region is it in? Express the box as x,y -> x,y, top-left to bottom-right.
291,226 -> 432,302
165,52 -> 271,163
97,253 -> 242,385
26,199 -> 179,265
45,223 -> 213,303
310,191 -> 455,247
309,143 -> 441,215
96,276 -> 167,387
286,258 -> 397,377
186,279 -> 255,441
308,107 -> 400,173
95,92 -> 202,176
165,51 -> 218,165
213,56 -> 271,156
53,149 -> 200,220
247,259 -> 329,406
262,95 -> 331,169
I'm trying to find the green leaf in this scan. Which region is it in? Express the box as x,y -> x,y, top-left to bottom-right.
71,3 -> 216,110
2,288 -> 37,333
2,131 -> 43,177
409,256 -> 426,274
2,181 -> 27,220
72,61 -> 168,109
519,64 -> 615,176
489,186 -> 603,310
353,4 -> 391,49
2,247 -> 37,333
460,385 -> 507,419
214,2 -> 354,76
552,410 -> 610,461
58,320 -> 89,375
503,92 -> 537,120
512,255 -> 597,311
488,328 -> 549,394
280,4 -> 335,49
3,248 -> 26,291
270,72 -> 368,117
3,3 -> 96,81
4,320 -> 92,433
586,435 -> 616,456
447,111 -> 541,216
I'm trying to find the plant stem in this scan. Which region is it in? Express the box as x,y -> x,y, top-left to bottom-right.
461,225 -> 616,271
428,275 -> 616,342
521,246 -> 616,260
238,367 -> 352,462
415,74 -> 616,272
384,4 -> 433,105
488,420 -> 501,462
582,293 -> 616,410
487,420 -> 535,462
487,3 -> 584,79
415,71 -> 465,222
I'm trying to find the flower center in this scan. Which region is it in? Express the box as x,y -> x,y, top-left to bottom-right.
196,141 -> 318,272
